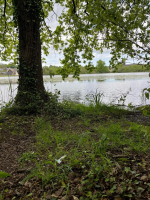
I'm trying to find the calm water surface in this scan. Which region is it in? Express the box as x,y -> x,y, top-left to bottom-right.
0,72 -> 150,107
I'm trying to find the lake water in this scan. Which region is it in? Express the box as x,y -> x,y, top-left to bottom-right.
0,72 -> 150,108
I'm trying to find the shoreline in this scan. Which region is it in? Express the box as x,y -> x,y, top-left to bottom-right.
0,72 -> 149,84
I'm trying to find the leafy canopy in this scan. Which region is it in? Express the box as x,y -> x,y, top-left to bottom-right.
53,0 -> 150,78
0,0 -> 149,78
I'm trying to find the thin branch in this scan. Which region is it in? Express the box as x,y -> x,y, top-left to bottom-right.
41,4 -> 53,38
107,34 -> 150,55
84,1 -> 89,16
71,0 -> 79,18
72,0 -> 76,14
43,19 -> 52,37
3,0 -> 7,17
42,0 -> 58,18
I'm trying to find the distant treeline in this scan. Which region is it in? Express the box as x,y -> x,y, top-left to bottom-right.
116,64 -> 148,73
43,61 -> 149,76
43,65 -> 98,75
43,63 -> 109,75
0,63 -> 18,69
0,62 -> 149,76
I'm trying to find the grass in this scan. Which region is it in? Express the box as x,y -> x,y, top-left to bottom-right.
18,104 -> 150,198
1,97 -> 150,199
20,119 -> 150,198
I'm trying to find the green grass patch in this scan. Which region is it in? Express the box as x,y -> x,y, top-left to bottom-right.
18,111 -> 150,199
1,95 -> 150,199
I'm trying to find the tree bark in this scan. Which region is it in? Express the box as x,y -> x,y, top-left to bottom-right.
15,0 -> 46,106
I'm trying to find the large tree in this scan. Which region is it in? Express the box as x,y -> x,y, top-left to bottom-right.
0,0 -> 53,111
0,0 -> 149,111
13,0 -> 45,104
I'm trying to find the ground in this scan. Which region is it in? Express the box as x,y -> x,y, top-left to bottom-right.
0,108 -> 150,200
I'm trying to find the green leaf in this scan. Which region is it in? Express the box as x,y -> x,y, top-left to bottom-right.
134,180 -> 139,184
143,109 -> 148,116
124,167 -> 130,173
124,194 -> 132,197
145,92 -> 149,99
137,187 -> 145,191
0,171 -> 11,178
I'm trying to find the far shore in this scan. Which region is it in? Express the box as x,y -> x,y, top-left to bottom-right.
0,72 -> 149,84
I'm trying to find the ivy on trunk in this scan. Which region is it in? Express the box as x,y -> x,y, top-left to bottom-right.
14,0 -> 47,109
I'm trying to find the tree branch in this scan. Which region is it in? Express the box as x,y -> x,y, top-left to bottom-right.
72,0 -> 76,14
42,0 -> 58,18
3,0 -> 7,17
107,35 -> 150,55
84,1 -> 89,16
71,0 -> 79,18
43,20 -> 52,37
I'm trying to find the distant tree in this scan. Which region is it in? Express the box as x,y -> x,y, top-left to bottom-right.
43,66 -> 50,75
0,63 -> 7,69
49,69 -> 55,79
7,64 -> 18,69
43,65 -> 61,75
122,58 -> 127,66
80,66 -> 89,74
96,60 -> 109,73
117,64 -> 147,73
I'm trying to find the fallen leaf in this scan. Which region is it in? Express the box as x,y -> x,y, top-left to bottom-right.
73,196 -> 79,200
46,194 -> 51,200
55,187 -> 64,197
51,194 -> 58,198
24,181 -> 32,187
61,196 -> 67,200
114,197 -> 123,200
140,174 -> 148,182
61,195 -> 74,200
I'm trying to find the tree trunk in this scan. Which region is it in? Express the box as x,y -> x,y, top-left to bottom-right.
15,0 -> 47,108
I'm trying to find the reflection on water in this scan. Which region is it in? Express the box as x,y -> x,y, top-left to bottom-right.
0,72 -> 150,108
0,83 -> 18,107
97,79 -> 106,82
